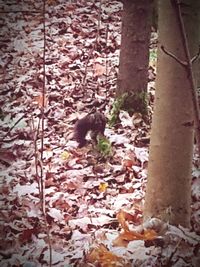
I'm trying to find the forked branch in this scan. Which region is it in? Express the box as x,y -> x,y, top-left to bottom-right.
162,0 -> 200,154
161,45 -> 187,66
161,44 -> 200,66
191,45 -> 200,63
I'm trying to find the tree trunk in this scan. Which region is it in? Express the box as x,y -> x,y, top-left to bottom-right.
116,0 -> 152,113
144,0 -> 200,227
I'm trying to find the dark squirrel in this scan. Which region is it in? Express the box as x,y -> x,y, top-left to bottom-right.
74,111 -> 106,148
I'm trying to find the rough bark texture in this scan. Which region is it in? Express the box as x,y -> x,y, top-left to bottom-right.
117,0 -> 152,97
144,0 -> 200,227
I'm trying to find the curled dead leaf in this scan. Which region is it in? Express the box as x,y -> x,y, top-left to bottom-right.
116,210 -> 130,232
86,244 -> 130,267
113,229 -> 158,247
116,209 -> 141,232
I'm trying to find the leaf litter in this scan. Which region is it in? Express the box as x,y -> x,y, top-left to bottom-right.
0,0 -> 199,266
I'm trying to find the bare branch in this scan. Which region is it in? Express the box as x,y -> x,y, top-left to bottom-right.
40,1 -> 52,267
31,115 -> 41,194
191,45 -> 200,63
40,0 -> 46,215
160,45 -> 187,67
171,0 -> 200,154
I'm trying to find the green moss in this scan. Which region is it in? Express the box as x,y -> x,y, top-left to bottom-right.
108,91 -> 148,126
108,92 -> 128,127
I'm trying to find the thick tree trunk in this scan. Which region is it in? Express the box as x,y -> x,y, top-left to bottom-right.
117,0 -> 152,97
144,0 -> 200,227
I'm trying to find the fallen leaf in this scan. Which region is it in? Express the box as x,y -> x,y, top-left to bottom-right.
60,151 -> 70,160
113,229 -> 158,247
99,182 -> 108,192
33,93 -> 47,107
116,210 -> 130,232
86,244 -> 129,267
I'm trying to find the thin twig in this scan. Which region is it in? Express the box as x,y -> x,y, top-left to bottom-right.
31,115 -> 41,194
82,48 -> 94,87
41,1 -> 52,267
82,0 -> 102,87
165,239 -> 181,266
105,24 -> 109,86
1,114 -> 25,141
41,0 -> 46,215
171,0 -> 200,155
160,45 -> 187,66
191,45 -> 200,63
0,10 -> 41,14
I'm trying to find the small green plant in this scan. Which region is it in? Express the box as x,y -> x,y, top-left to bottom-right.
149,48 -> 157,66
108,93 -> 128,127
96,135 -> 112,159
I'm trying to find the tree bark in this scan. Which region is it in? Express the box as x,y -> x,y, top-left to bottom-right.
117,0 -> 152,97
144,0 -> 200,227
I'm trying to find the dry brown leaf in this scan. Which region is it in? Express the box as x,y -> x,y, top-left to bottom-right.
94,62 -> 106,76
52,199 -> 71,210
116,210 -> 130,232
122,159 -> 134,168
142,229 -> 158,240
0,184 -> 9,195
113,229 -> 158,247
45,178 -> 55,187
18,227 -> 39,244
0,149 -> 16,164
66,3 -> 76,11
34,94 -> 47,107
86,244 -> 129,267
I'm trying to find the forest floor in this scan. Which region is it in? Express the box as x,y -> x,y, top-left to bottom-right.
0,0 -> 199,266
